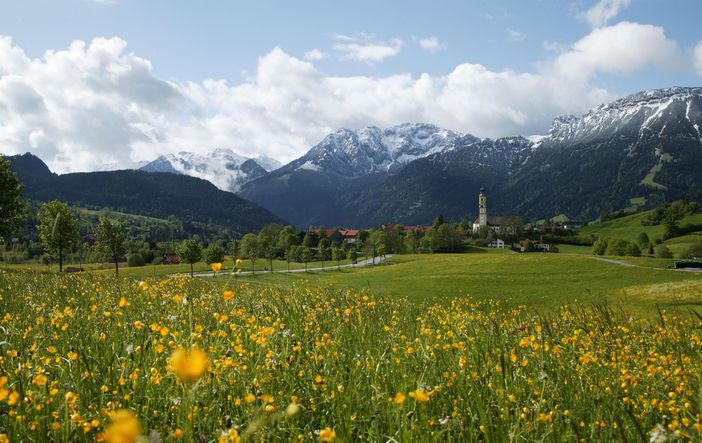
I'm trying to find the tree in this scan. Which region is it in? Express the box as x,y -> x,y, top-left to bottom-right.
433,214 -> 446,230
625,242 -> 641,257
349,249 -> 358,265
0,155 -> 26,239
605,239 -> 629,257
592,239 -> 608,255
284,247 -> 293,272
240,233 -> 259,275
38,201 -> 79,272
300,247 -> 312,272
331,246 -> 345,270
94,217 -> 127,275
203,244 -> 225,264
177,239 -> 202,277
318,238 -> 329,270
637,232 -> 650,249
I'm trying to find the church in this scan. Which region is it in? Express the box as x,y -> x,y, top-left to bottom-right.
471,188 -> 521,234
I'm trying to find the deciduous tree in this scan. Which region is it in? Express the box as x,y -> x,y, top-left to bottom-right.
0,155 -> 26,239
177,239 -> 202,277
94,217 -> 127,275
38,201 -> 79,272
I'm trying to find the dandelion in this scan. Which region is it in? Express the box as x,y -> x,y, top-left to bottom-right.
168,346 -> 209,383
137,281 -> 149,291
103,409 -> 140,443
223,290 -> 235,302
235,258 -> 243,268
211,262 -> 222,273
319,427 -> 336,442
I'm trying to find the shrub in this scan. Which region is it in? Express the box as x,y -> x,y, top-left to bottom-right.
625,243 -> 641,257
592,239 -> 607,255
654,244 -> 673,258
605,238 -> 629,256
127,252 -> 145,267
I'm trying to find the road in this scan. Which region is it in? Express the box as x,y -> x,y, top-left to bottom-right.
184,254 -> 396,278
592,256 -> 702,272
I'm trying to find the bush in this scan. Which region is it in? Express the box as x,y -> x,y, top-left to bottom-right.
127,253 -> 145,267
592,239 -> 607,255
605,239 -> 629,256
654,245 -> 673,259
625,243 -> 641,257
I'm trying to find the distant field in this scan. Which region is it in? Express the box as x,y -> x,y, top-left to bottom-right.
219,252 -> 702,316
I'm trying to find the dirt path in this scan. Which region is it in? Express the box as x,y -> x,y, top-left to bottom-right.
592,256 -> 702,273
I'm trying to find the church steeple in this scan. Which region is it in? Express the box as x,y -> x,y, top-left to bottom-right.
479,187 -> 487,227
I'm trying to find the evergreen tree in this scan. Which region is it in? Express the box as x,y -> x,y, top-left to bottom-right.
38,201 -> 79,272
94,217 -> 127,275
0,155 -> 27,239
433,214 -> 446,230
637,232 -> 650,249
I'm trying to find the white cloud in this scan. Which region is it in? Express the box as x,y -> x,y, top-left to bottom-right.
583,0 -> 631,28
694,41 -> 702,75
303,48 -> 326,61
0,22 -> 698,174
418,36 -> 445,53
332,33 -> 403,63
506,29 -> 526,43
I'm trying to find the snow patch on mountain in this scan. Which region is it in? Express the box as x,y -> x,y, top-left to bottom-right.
140,148 -> 274,192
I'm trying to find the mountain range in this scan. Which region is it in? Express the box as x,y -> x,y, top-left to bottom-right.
6,87 -> 702,231
7,153 -> 285,236
140,149 -> 281,192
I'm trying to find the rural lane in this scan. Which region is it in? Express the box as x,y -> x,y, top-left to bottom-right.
184,254 -> 396,278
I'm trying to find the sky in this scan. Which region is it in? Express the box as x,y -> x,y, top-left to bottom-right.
0,0 -> 701,173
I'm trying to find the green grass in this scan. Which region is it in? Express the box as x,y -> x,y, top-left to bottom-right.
579,210 -> 702,245
553,244 -> 592,254
220,253 -> 702,316
2,269 -> 702,441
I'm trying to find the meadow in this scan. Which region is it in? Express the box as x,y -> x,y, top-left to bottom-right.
2,268 -> 702,442
221,252 -> 702,316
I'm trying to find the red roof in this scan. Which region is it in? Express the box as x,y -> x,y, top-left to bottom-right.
339,229 -> 359,238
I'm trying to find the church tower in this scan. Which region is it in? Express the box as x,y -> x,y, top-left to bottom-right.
478,187 -> 487,227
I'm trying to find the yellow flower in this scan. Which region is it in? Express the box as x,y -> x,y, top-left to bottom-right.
394,392 -> 406,405
409,388 -> 431,403
168,346 -> 209,383
137,281 -> 149,291
65,391 -> 78,404
118,297 -> 129,308
319,427 -> 336,442
103,409 -> 140,443
32,373 -> 48,386
211,262 -> 222,272
7,390 -> 19,405
174,429 -> 184,439
134,321 -> 144,330
219,428 -> 240,443
223,290 -> 235,302
67,351 -> 79,360
0,434 -> 8,443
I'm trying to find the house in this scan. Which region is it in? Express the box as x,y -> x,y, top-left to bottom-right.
472,188 -> 521,234
487,239 -> 505,249
339,229 -> 359,244
519,240 -> 550,252
163,254 -> 180,264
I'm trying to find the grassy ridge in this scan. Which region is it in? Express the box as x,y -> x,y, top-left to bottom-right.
578,211 -> 702,244
2,271 -> 702,441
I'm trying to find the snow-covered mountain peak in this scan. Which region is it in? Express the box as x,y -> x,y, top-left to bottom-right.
140,148 -> 279,192
545,87 -> 702,145
292,123 -> 471,177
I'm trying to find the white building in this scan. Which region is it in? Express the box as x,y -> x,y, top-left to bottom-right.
487,239 -> 505,249
472,188 -> 521,234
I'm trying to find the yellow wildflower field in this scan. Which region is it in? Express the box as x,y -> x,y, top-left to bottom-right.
1,271 -> 701,441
